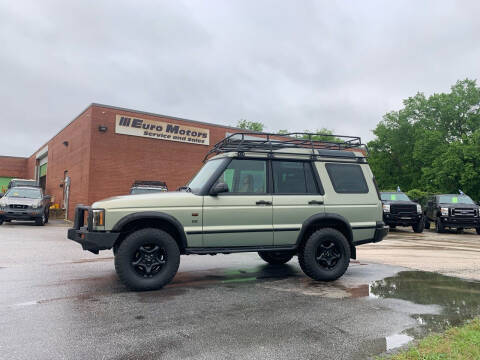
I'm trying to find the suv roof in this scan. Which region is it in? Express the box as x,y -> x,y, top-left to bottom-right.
131,180 -> 167,187
205,132 -> 367,162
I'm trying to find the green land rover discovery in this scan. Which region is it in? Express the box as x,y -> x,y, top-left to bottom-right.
68,133 -> 388,291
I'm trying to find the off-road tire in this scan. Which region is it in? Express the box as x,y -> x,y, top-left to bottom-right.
476,228 -> 480,235
412,219 -> 424,233
298,228 -> 350,282
435,218 -> 445,233
258,251 -> 294,265
114,228 -> 180,291
0,218 -> 3,226
389,225 -> 396,229
35,213 -> 46,226
424,218 -> 431,229
456,228 -> 464,234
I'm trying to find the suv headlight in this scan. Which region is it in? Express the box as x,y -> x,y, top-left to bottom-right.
416,204 -> 422,214
0,201 -> 6,208
382,204 -> 390,213
441,207 -> 449,216
31,202 -> 39,209
92,209 -> 105,228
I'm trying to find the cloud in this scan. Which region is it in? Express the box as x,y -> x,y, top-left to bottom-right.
0,0 -> 479,156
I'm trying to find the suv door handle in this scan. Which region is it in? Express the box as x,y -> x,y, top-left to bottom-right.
256,200 -> 272,206
308,200 -> 324,205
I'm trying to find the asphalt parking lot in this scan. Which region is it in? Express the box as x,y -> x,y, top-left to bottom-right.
1,222 -> 480,360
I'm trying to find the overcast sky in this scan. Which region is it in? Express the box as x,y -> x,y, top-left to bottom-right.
1,0 -> 479,157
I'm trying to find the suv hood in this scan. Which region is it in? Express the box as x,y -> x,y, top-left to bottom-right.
438,203 -> 479,209
92,191 -> 201,209
2,197 -> 39,206
381,200 -> 418,206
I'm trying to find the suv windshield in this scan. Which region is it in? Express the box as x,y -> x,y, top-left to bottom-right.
5,187 -> 42,199
187,159 -> 226,193
438,195 -> 474,204
381,192 -> 410,201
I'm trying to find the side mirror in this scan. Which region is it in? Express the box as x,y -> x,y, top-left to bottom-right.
210,182 -> 229,196
412,199 -> 419,203
0,193 -> 3,198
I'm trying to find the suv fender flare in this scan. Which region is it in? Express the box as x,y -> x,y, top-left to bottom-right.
112,211 -> 188,250
295,213 -> 355,257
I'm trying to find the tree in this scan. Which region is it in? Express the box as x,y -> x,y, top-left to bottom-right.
236,119 -> 264,132
275,128 -> 341,142
368,79 -> 480,199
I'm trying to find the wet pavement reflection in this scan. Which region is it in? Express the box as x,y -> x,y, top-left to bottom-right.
3,224 -> 480,360
167,265 -> 480,354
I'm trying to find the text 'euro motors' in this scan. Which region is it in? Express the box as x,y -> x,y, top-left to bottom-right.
115,115 -> 210,145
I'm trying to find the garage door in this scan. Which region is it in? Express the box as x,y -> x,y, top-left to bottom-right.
0,177 -> 12,193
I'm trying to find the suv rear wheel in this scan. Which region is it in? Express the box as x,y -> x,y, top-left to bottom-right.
114,228 -> 180,291
258,251 -> 294,265
298,228 -> 350,282
476,228 -> 480,235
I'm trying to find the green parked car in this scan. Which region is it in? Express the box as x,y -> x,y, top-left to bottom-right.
68,133 -> 388,291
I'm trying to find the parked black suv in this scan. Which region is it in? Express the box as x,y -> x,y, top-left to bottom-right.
424,194 -> 480,234
381,191 -> 424,233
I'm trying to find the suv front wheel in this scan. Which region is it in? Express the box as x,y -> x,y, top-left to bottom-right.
258,251 -> 294,265
298,228 -> 350,282
114,228 -> 180,291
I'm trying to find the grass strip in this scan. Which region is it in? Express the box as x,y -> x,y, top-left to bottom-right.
384,318 -> 480,360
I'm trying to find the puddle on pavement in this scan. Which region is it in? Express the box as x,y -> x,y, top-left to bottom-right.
369,271 -> 480,334
365,270 -> 480,356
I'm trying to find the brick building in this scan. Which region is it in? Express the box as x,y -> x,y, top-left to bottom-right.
0,103 -> 247,219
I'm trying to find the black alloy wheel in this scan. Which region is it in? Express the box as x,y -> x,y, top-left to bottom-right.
315,241 -> 342,270
131,244 -> 167,278
298,228 -> 350,282
115,228 -> 180,291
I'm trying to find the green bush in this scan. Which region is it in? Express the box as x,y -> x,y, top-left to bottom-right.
405,189 -> 431,206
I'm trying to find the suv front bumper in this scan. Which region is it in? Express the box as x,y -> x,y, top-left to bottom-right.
438,216 -> 480,229
384,213 -> 422,226
67,205 -> 119,254
1,207 -> 44,221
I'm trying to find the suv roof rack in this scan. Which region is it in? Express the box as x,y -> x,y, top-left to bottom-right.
204,132 -> 368,161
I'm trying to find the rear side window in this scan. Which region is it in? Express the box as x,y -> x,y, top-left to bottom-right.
325,163 -> 368,194
272,161 -> 319,194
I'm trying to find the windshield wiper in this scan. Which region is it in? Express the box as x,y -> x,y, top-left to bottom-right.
177,186 -> 192,192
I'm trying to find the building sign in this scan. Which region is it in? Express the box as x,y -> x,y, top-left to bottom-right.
115,115 -> 210,145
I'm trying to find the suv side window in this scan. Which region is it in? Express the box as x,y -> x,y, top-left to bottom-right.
272,161 -> 319,194
215,159 -> 267,193
325,163 -> 368,194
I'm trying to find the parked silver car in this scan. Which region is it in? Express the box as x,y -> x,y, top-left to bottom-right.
0,186 -> 51,226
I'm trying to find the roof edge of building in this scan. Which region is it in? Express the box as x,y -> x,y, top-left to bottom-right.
90,103 -> 253,133
27,102 -> 257,159
0,155 -> 28,160
28,103 -> 94,159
